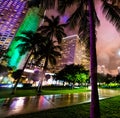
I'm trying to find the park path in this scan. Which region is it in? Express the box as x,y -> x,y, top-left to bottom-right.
0,89 -> 120,118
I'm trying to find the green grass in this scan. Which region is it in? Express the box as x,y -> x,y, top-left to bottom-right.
6,95 -> 120,118
0,86 -> 89,98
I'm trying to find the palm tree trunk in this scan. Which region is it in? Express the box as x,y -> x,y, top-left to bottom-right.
37,69 -> 45,94
37,57 -> 48,94
88,0 -> 100,118
11,71 -> 23,95
11,51 -> 33,94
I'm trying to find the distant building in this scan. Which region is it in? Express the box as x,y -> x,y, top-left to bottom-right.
97,65 -> 106,74
0,0 -> 27,50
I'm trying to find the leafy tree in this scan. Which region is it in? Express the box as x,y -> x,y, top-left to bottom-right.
116,74 -> 120,83
76,72 -> 89,85
104,73 -> 113,85
56,64 -> 89,85
97,73 -> 106,84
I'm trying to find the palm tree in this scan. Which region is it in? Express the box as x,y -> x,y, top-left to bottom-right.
34,38 -> 62,93
56,0 -> 120,118
11,31 -> 43,94
37,15 -> 67,43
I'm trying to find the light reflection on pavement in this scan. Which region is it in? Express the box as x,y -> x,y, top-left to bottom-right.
0,89 -> 120,118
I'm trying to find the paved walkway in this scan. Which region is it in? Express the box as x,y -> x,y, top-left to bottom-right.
0,89 -> 120,118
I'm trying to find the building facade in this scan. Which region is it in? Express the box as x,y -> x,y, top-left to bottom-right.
0,0 -> 27,50
0,0 -> 45,69
53,35 -> 89,72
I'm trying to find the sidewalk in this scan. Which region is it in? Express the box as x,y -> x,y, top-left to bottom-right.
0,92 -> 91,118
0,89 -> 120,118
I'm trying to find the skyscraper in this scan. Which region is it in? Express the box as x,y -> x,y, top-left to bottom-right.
53,34 -> 89,72
0,0 -> 27,50
61,35 -> 81,65
5,0 -> 45,69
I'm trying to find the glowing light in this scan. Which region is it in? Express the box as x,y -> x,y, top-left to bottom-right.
24,69 -> 34,73
61,15 -> 68,23
118,50 -> 120,56
62,34 -> 79,40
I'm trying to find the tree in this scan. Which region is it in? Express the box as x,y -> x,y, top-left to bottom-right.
34,38 -> 62,93
37,15 -> 67,43
56,64 -> 89,85
116,74 -> 120,83
11,31 -> 43,94
97,73 -> 105,85
36,15 -> 67,93
56,0 -> 120,118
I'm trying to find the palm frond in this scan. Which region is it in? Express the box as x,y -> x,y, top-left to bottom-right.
40,0 -> 55,9
38,15 -> 67,43
35,55 -> 45,64
67,4 -> 83,29
57,0 -> 76,14
53,15 -> 60,25
49,55 -> 57,65
102,1 -> 120,31
43,15 -> 53,24
27,0 -> 40,8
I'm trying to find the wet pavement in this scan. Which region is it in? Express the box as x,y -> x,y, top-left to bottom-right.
0,89 -> 120,118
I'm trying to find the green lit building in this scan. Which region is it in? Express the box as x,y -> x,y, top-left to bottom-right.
0,0 -> 45,70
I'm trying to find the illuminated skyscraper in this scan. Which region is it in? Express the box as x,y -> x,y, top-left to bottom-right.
0,0 -> 45,69
61,35 -> 81,65
0,0 -> 27,50
4,1 -> 45,69
54,35 -> 89,72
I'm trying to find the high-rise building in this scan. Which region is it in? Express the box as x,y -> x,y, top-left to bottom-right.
53,35 -> 89,72
0,0 -> 27,50
2,0 -> 45,69
61,35 -> 81,65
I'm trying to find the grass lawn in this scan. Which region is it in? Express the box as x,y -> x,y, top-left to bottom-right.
0,86 -> 90,98
5,95 -> 120,118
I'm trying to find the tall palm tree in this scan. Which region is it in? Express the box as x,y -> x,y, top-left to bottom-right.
56,0 -> 120,118
37,15 -> 67,43
34,38 -> 62,93
11,31 -> 44,94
